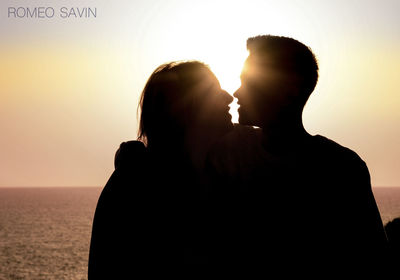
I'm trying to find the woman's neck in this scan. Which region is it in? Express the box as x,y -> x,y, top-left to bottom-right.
184,127 -> 224,174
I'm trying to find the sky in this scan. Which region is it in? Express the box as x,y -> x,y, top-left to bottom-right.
0,0 -> 399,187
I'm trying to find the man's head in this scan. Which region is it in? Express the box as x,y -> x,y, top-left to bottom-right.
234,35 -> 319,127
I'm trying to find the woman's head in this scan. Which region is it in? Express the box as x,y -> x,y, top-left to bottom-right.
138,61 -> 233,149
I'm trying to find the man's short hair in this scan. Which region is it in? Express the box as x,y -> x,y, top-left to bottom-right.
247,35 -> 319,97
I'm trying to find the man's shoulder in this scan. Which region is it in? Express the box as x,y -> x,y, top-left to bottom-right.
311,134 -> 366,166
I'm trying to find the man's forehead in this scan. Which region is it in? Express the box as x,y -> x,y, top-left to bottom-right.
245,53 -> 277,66
241,55 -> 280,81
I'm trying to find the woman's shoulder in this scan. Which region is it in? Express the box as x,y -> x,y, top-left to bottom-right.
207,124 -> 263,175
114,140 -> 147,169
211,124 -> 262,152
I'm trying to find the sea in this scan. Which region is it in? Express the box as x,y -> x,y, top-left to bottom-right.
0,186 -> 399,280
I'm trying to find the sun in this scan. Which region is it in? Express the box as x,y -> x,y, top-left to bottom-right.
200,49 -> 248,124
208,61 -> 242,124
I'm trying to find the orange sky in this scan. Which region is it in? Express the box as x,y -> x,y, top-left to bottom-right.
0,0 -> 399,187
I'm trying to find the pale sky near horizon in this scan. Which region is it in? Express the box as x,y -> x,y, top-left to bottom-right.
0,0 -> 399,187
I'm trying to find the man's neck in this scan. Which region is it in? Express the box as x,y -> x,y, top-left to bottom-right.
261,119 -> 310,155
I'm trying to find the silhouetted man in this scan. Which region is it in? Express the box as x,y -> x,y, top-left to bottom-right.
208,35 -> 388,275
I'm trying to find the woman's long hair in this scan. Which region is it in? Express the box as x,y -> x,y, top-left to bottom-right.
137,61 -> 214,150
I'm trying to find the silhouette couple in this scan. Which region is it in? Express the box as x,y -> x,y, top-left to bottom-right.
88,35 -> 388,278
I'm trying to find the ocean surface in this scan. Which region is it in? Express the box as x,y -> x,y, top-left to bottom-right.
0,187 -> 102,280
0,186 -> 399,279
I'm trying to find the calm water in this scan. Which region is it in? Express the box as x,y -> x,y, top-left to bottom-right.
0,187 -> 399,279
0,187 -> 102,280
373,187 -> 400,225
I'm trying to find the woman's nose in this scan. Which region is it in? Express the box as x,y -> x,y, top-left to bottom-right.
233,87 -> 240,99
221,90 -> 234,104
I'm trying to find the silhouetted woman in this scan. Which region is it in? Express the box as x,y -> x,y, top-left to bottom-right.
88,61 -> 233,278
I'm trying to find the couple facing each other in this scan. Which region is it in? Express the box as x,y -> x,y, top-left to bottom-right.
89,35 -> 388,276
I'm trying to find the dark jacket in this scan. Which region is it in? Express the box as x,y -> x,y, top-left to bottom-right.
88,141 -> 157,279
207,126 -> 389,275
88,141 -> 209,279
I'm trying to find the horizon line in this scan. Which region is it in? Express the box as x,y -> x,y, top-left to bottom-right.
0,185 -> 101,188
0,185 -> 399,188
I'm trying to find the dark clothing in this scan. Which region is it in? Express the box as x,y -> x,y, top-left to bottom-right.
207,125 -> 388,274
88,141 -> 209,279
88,141 -> 154,279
